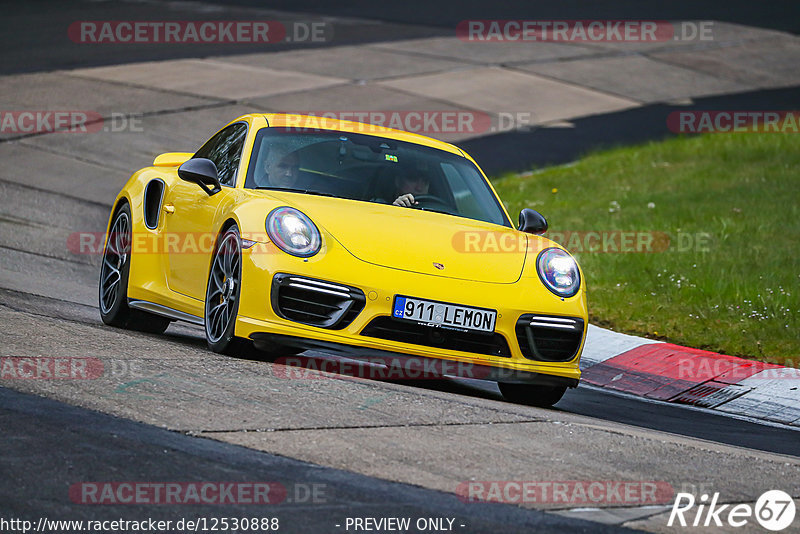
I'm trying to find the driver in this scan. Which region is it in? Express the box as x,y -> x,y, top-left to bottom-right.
392,173 -> 431,207
260,146 -> 300,188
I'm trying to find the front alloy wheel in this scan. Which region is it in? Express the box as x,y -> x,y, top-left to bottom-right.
205,225 -> 249,354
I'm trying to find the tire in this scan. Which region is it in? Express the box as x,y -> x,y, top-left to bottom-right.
204,225 -> 250,355
99,203 -> 170,334
498,383 -> 567,407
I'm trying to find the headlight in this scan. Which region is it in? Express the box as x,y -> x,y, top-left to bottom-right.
266,207 -> 321,258
536,247 -> 580,297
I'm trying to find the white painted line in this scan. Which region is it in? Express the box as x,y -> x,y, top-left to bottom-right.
547,504 -> 673,526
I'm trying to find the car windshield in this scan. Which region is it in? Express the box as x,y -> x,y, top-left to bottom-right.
244,127 -> 511,227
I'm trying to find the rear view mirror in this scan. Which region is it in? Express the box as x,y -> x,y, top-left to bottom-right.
178,158 -> 221,196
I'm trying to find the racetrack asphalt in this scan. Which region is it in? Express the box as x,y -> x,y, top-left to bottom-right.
2,386 -> 633,534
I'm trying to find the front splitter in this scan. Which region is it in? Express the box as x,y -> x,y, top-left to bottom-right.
250,332 -> 580,387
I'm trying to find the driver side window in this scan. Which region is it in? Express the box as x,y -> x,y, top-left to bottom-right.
194,123 -> 247,187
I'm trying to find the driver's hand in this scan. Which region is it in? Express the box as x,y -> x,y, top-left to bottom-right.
393,193 -> 417,207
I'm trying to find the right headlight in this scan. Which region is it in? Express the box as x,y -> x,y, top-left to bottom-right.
265,207 -> 321,258
536,247 -> 580,297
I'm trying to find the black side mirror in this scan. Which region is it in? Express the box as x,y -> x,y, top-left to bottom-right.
178,158 -> 221,195
518,208 -> 548,235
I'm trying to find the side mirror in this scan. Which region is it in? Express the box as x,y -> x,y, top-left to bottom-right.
518,208 -> 548,235
178,158 -> 221,196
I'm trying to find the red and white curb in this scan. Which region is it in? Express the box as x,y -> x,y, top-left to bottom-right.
581,325 -> 800,427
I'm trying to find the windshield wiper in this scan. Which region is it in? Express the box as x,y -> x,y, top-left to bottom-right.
255,187 -> 336,198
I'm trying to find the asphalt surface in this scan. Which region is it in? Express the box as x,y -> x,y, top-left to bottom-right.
1,285 -> 799,533
4,1 -> 798,73
462,85 -> 800,174
224,0 -> 800,34
424,378 -> 800,458
3,286 -> 800,460
3,1 -> 800,174
1,386 -> 630,534
2,1 -> 797,75
0,0 -> 446,74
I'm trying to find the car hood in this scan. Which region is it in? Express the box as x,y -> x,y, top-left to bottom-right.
267,192 -> 527,283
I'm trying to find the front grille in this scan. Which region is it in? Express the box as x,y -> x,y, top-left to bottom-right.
271,274 -> 365,329
360,316 -> 511,358
515,314 -> 584,362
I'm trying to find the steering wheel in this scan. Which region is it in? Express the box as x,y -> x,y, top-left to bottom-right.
412,194 -> 451,210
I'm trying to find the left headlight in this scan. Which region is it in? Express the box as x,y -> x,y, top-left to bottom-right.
266,207 -> 321,258
536,247 -> 581,298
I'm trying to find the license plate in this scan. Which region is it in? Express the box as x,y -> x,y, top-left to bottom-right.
392,296 -> 497,333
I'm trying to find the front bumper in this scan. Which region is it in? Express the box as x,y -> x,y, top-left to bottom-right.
234,238 -> 587,384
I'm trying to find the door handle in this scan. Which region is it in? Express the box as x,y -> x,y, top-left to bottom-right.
163,203 -> 175,214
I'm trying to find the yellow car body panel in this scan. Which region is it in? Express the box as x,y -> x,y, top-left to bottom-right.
152,152 -> 193,167
105,114 -> 588,385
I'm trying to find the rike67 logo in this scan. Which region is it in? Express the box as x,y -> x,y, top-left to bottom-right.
669,490 -> 796,531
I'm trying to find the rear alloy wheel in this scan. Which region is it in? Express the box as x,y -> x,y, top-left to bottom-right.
205,225 -> 250,355
99,203 -> 171,333
498,383 -> 567,408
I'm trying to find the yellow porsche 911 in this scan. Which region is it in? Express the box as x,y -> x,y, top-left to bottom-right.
99,114 -> 587,406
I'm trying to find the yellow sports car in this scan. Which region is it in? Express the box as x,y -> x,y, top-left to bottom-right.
99,114 -> 587,406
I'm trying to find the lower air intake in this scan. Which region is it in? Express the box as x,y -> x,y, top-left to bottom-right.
271,274 -> 365,329
515,314 -> 585,362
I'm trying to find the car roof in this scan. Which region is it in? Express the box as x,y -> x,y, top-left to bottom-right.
231,113 -> 467,157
